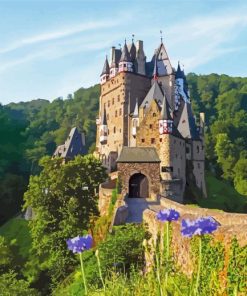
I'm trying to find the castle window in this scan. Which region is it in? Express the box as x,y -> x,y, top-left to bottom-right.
153,113 -> 156,117
197,146 -> 200,153
120,129 -> 121,133
112,98 -> 114,104
149,124 -> 153,129
151,138 -> 155,144
114,127 -> 116,133
161,166 -> 173,173
141,139 -> 145,143
186,147 -> 190,154
124,63 -> 126,67
118,95 -> 120,102
160,138 -> 162,142
119,108 -> 122,116
115,110 -> 118,117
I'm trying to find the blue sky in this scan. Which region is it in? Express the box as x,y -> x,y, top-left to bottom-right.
0,0 -> 247,104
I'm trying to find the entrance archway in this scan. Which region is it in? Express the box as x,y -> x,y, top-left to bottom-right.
129,173 -> 149,198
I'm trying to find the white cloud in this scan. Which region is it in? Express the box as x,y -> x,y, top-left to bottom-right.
165,9 -> 247,71
0,19 -> 121,55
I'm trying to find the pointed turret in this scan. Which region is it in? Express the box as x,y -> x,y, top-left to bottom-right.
129,41 -> 136,63
153,55 -> 158,80
159,96 -> 173,135
120,40 -> 131,62
175,62 -> 190,108
175,62 -> 184,79
119,40 -> 133,73
99,108 -> 108,144
100,56 -> 110,85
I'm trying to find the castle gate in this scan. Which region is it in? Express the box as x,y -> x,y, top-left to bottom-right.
129,173 -> 149,198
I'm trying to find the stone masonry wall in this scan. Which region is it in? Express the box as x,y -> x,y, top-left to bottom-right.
117,162 -> 160,198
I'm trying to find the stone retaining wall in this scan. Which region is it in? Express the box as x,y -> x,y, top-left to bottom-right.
160,196 -> 247,226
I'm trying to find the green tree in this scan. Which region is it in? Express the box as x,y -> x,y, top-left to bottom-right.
233,158 -> 247,195
24,154 -> 107,285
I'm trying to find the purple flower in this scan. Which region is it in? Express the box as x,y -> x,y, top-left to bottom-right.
156,208 -> 180,222
66,235 -> 93,254
181,216 -> 219,237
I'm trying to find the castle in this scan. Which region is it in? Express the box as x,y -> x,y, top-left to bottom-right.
95,38 -> 206,202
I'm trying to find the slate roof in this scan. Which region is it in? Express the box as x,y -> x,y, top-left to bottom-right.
111,48 -> 121,68
175,63 -> 184,79
128,42 -> 136,62
53,127 -> 86,159
140,80 -> 164,109
101,56 -> 110,76
117,147 -> 161,163
177,102 -> 200,140
120,42 -> 131,62
160,94 -> 172,120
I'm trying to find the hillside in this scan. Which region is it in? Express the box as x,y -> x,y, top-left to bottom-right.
0,74 -> 247,223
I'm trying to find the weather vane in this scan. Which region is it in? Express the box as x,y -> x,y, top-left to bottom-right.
118,43 -> 121,49
160,30 -> 163,43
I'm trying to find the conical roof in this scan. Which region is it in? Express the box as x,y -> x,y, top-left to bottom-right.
120,41 -> 131,62
175,62 -> 184,79
129,42 -> 136,62
160,95 -> 172,120
153,55 -> 158,79
101,56 -> 110,76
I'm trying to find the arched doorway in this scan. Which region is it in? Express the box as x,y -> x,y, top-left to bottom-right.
129,173 -> 149,198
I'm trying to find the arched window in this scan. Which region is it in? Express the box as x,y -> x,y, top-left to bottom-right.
114,127 -> 116,133
153,113 -> 156,117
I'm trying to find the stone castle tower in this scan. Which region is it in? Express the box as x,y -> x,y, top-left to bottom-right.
95,38 -> 206,202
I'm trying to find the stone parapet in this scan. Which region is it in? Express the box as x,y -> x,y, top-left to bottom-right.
160,196 -> 247,226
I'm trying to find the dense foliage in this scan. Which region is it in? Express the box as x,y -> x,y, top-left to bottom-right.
187,74 -> 247,195
23,155 -> 106,288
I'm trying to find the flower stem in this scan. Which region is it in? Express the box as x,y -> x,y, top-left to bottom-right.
165,221 -> 169,287
96,250 -> 106,294
155,251 -> 163,296
195,236 -> 202,295
79,252 -> 87,295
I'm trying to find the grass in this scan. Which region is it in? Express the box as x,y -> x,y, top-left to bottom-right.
195,172 -> 247,213
0,217 -> 31,260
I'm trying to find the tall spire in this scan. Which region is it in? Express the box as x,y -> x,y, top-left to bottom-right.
101,55 -> 110,76
160,95 -> 172,120
120,39 -> 131,62
175,61 -> 184,79
160,30 -> 163,44
153,55 -> 158,80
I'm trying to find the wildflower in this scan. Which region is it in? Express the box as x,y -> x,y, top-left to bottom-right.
66,235 -> 93,253
181,216 -> 219,237
66,234 -> 93,295
156,208 -> 180,222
